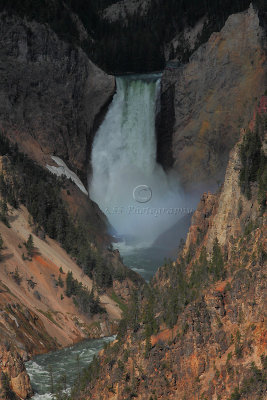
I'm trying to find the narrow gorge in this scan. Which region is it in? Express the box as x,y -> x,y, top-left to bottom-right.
90,74 -> 196,280
0,1 -> 266,400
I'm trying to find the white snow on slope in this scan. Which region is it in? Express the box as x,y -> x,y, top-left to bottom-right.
46,156 -> 88,195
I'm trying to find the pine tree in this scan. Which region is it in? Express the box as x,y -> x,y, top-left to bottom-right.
25,234 -> 34,258
211,238 -> 225,280
58,275 -> 64,288
0,233 -> 3,254
0,199 -> 10,227
66,271 -> 74,297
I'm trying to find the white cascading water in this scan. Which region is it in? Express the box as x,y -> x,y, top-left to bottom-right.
90,75 -> 191,249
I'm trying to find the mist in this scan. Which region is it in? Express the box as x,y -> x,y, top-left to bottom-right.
89,74 -> 199,250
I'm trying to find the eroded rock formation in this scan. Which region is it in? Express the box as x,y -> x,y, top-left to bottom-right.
73,98 -> 266,400
0,12 -> 115,184
0,344 -> 33,400
157,5 -> 266,189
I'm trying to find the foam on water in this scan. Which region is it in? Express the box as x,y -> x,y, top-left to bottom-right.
26,336 -> 115,398
90,74 -> 193,247
31,394 -> 53,400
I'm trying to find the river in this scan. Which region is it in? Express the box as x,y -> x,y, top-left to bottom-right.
26,74 -> 192,397
25,336 -> 115,399
90,74 -> 194,280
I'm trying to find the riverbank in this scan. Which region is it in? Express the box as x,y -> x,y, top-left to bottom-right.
26,336 -> 115,399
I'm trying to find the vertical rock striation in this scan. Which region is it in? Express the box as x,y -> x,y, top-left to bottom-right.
0,12 -> 115,183
75,98 -> 267,400
157,5 -> 266,189
0,344 -> 33,400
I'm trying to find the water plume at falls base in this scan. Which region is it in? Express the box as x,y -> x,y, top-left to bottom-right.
90,74 -> 195,249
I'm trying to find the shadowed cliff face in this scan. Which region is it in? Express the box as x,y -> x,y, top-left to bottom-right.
0,12 -> 115,184
157,5 -> 266,189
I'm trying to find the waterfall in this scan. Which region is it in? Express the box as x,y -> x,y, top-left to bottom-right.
90,74 -> 189,248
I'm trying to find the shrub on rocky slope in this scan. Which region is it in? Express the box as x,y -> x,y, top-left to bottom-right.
70,101 -> 266,400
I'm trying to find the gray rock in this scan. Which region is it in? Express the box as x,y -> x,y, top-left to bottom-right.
102,0 -> 152,24
0,12 -> 115,183
157,5 -> 266,189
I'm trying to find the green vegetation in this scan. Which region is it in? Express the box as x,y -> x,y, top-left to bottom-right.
12,267 -> 22,285
244,221 -> 255,236
234,330 -> 243,358
239,114 -> 267,211
71,355 -> 100,395
0,133 -> 138,293
110,291 -> 127,313
57,275 -> 64,288
161,239 -> 224,329
0,233 -> 3,255
210,238 -> 225,280
228,387 -> 241,400
65,271 -> 105,316
117,289 -> 141,339
25,234 -> 34,258
239,359 -> 267,398
0,198 -> 10,227
0,372 -> 16,400
189,247 -> 209,289
239,130 -> 262,198
116,237 -> 226,341
37,309 -> 61,328
228,357 -> 267,399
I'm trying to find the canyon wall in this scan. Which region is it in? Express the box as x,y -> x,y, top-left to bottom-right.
0,12 -> 115,184
103,0 -> 152,23
157,5 -> 266,189
0,343 -> 32,400
73,98 -> 266,400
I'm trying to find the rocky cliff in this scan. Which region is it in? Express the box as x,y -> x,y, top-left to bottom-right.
0,11 -> 115,184
103,0 -> 152,23
0,343 -> 32,400
0,146 -> 143,399
73,101 -> 266,399
157,5 -> 266,189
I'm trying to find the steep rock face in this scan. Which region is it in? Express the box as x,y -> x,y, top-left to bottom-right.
184,96 -> 267,258
88,254 -> 266,400
75,194 -> 266,399
61,181 -> 111,247
0,152 -> 143,399
0,344 -> 32,400
183,129 -> 257,258
73,102 -> 266,400
157,5 -> 266,188
163,17 -> 207,62
0,12 -> 115,183
103,0 -> 152,23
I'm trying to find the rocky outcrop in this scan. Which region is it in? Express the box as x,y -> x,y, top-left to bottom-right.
73,98 -> 266,400
0,12 -> 115,184
86,251 -> 266,400
0,152 -> 143,399
157,5 -> 266,189
164,17 -> 207,62
102,0 -> 152,24
74,201 -> 267,400
184,96 -> 267,258
0,344 -> 32,400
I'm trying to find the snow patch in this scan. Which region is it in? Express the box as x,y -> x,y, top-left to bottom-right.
46,156 -> 88,195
